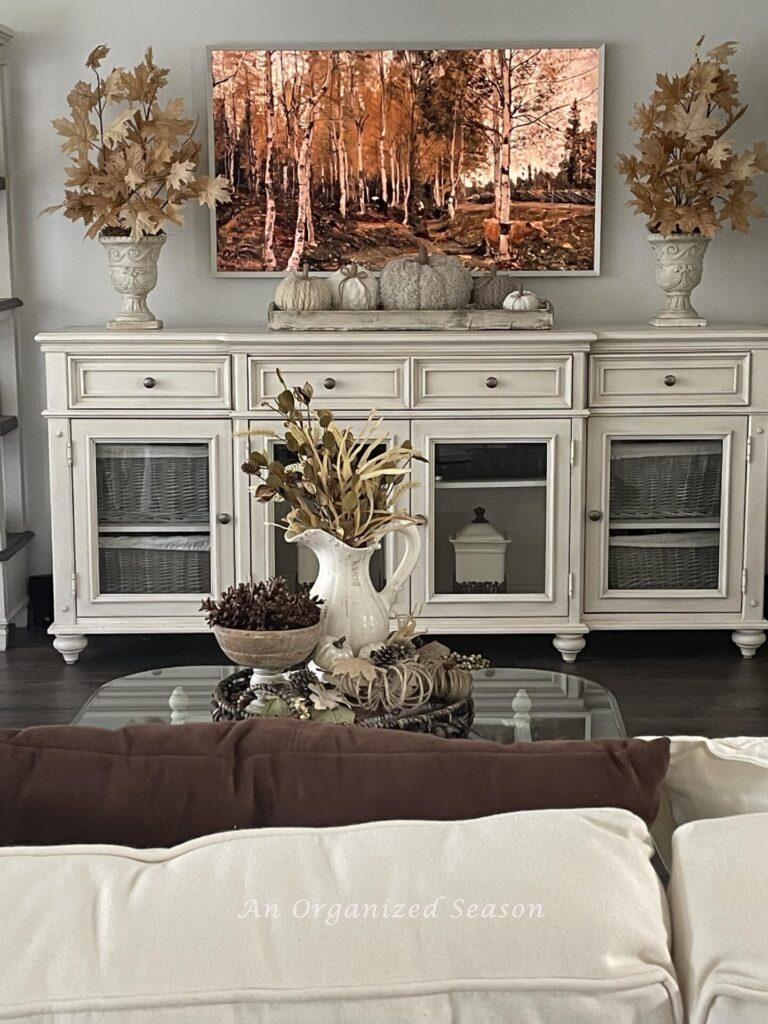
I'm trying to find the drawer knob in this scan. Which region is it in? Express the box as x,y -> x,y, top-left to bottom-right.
588,509 -> 602,522
323,377 -> 336,390
142,376 -> 156,389
217,513 -> 232,525
485,376 -> 499,389
664,374 -> 677,387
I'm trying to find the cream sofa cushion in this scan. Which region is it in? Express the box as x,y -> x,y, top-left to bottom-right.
665,736 -> 768,823
0,809 -> 681,1024
669,813 -> 768,1024
644,737 -> 768,867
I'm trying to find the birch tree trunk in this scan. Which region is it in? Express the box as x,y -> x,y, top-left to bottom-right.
355,120 -> 366,215
498,49 -> 512,258
377,52 -> 389,204
262,50 -> 277,272
287,57 -> 333,270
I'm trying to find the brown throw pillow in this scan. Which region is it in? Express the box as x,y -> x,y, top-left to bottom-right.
0,720 -> 669,848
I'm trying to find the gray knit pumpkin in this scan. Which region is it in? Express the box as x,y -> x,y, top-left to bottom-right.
471,267 -> 521,309
380,245 -> 473,310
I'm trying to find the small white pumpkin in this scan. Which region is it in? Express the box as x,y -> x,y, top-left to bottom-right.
274,264 -> 333,312
503,284 -> 541,312
327,262 -> 380,310
311,634 -> 354,674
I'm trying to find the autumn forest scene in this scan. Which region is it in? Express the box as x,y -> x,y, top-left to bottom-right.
211,48 -> 601,273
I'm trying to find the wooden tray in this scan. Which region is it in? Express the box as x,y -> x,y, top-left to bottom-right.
267,301 -> 554,332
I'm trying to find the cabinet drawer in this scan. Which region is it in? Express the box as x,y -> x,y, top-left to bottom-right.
69,357 -> 231,409
413,356 -> 572,409
590,353 -> 750,408
250,358 -> 407,409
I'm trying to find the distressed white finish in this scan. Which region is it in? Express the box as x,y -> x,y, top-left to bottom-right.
69,355 -> 231,409
36,324 -> 768,663
590,352 -> 750,408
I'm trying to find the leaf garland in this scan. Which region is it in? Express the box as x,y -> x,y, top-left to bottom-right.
617,38 -> 768,237
44,44 -> 231,240
240,370 -> 427,548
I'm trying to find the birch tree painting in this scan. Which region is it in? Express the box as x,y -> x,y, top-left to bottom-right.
210,48 -> 601,273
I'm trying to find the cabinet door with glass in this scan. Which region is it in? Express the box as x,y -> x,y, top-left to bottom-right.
247,418 -> 412,616
584,415 -> 747,613
410,419 -> 572,619
71,419 -> 234,617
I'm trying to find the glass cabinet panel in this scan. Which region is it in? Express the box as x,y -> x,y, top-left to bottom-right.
607,439 -> 723,591
433,441 -> 548,596
95,443 -> 212,595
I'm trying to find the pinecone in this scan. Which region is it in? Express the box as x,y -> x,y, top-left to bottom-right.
200,577 -> 322,631
287,667 -> 320,697
369,640 -> 417,667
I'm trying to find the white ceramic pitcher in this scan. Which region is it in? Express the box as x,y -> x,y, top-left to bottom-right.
286,523 -> 421,654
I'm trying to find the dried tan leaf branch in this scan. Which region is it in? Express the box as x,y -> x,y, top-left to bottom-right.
45,44 -> 232,240
617,38 -> 767,237
241,371 -> 427,547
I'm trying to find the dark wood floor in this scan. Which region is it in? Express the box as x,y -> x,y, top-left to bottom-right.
1,627 -> 766,736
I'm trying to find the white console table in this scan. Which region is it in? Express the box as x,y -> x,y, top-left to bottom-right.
37,324 -> 768,664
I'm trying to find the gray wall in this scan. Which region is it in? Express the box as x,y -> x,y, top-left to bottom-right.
3,0 -> 767,573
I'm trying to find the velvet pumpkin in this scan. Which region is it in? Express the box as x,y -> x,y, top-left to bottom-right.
503,285 -> 541,312
327,263 -> 380,310
471,267 -> 521,309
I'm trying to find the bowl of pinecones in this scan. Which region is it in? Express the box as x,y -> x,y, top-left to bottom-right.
201,577 -> 323,676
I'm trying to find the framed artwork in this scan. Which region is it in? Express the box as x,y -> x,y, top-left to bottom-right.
209,46 -> 603,275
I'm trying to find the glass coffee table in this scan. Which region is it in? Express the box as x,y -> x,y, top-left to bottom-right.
72,666 -> 626,742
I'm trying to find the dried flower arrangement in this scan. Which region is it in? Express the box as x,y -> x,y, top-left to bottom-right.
44,45 -> 231,240
617,39 -> 768,236
241,370 -> 426,548
201,578 -> 322,632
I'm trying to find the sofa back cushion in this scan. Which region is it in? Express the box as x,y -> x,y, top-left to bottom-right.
669,812 -> 768,1024
664,736 -> 768,823
0,809 -> 682,1024
648,736 -> 768,866
0,719 -> 670,847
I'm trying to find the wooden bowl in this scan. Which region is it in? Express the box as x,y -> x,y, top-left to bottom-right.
212,622 -> 322,671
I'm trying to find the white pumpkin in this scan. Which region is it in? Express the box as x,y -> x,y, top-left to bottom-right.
311,634 -> 354,673
503,285 -> 541,312
380,244 -> 473,310
274,264 -> 333,312
327,263 -> 380,310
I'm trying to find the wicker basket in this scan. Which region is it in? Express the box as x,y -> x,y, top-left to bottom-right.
98,534 -> 210,594
96,444 -> 209,524
210,669 -> 473,739
609,531 -> 719,590
610,441 -> 722,520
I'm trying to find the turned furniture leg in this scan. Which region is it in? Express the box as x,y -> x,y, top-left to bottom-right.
552,634 -> 586,663
53,635 -> 88,665
731,630 -> 766,659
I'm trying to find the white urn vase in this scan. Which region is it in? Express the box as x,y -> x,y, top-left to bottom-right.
99,233 -> 166,331
287,523 -> 421,656
647,233 -> 709,328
